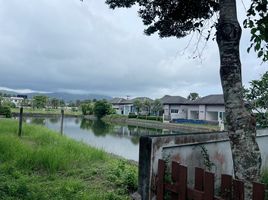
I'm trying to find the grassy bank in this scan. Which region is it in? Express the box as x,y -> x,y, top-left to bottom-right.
0,119 -> 138,200
11,107 -> 82,116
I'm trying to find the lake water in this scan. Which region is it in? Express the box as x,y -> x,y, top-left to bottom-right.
24,116 -> 189,161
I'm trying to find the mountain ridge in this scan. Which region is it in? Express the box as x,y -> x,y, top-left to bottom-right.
0,90 -> 112,102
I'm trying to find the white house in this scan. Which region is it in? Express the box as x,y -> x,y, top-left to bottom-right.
161,94 -> 225,123
110,97 -> 153,115
110,98 -> 126,115
187,94 -> 225,122
3,97 -> 25,108
160,95 -> 189,121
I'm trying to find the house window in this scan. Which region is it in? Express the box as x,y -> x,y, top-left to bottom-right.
171,109 -> 178,113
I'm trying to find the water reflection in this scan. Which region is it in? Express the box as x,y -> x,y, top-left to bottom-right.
30,117 -> 46,125
24,116 -> 185,161
49,117 -> 60,124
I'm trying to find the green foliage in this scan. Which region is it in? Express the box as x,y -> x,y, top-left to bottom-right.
106,0 -> 219,38
137,115 -> 163,122
33,95 -> 48,109
151,99 -> 163,116
80,103 -> 94,115
244,71 -> 268,127
50,98 -> 60,109
128,113 -> 137,118
93,100 -> 115,118
244,0 -> 268,62
2,100 -> 16,108
108,160 -> 138,193
133,100 -> 143,114
0,119 -> 137,200
142,100 -> 152,115
261,169 -> 268,200
0,105 -> 12,118
187,92 -> 200,101
200,145 -> 215,171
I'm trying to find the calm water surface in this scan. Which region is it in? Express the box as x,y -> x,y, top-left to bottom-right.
25,116 -> 187,161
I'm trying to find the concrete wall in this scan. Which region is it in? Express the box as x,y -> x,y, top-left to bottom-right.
138,129 -> 268,200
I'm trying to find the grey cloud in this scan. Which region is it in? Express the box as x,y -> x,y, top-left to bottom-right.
0,0 -> 267,99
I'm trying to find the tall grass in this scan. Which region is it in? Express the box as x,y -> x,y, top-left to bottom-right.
0,119 -> 138,200
0,119 -> 106,173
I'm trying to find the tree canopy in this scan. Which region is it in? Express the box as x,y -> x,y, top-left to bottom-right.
244,0 -> 268,62
187,92 -> 200,101
245,71 -> 268,127
106,0 -> 219,38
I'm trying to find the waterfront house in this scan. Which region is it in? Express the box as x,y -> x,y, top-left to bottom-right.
110,98 -> 126,115
110,97 -> 153,115
160,95 -> 189,121
187,94 -> 225,122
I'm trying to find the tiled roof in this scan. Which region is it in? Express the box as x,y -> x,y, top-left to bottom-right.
190,94 -> 224,105
122,97 -> 153,104
160,95 -> 189,104
109,98 -> 126,104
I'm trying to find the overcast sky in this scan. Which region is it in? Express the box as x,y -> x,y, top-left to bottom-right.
0,0 -> 267,99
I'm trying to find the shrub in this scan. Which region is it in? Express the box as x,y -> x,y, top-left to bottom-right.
137,115 -> 163,122
128,113 -> 137,118
93,100 -> 114,118
0,106 -> 12,118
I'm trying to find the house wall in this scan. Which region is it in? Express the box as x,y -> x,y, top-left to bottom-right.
187,105 -> 199,119
187,105 -> 225,121
198,105 -> 206,120
206,105 -> 225,112
164,105 -> 188,120
112,104 -> 124,115
206,111 -> 218,121
123,104 -> 133,115
163,105 -> 170,116
206,105 -> 225,122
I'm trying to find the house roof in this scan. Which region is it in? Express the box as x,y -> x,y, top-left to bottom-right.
109,98 -> 126,104
160,95 -> 189,105
110,97 -> 153,104
122,97 -> 153,104
189,94 -> 224,105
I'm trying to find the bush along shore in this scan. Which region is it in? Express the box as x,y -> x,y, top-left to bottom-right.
0,119 -> 138,200
103,114 -> 219,133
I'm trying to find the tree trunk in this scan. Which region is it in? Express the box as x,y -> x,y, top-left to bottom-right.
216,0 -> 262,199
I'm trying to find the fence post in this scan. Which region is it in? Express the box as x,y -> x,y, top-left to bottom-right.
195,168 -> 204,191
204,172 -> 214,200
233,180 -> 244,200
60,109 -> 64,135
252,182 -> 265,200
221,174 -> 233,199
157,159 -> 165,200
18,107 -> 23,137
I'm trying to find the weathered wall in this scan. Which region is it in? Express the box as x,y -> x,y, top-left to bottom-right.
138,129 -> 268,200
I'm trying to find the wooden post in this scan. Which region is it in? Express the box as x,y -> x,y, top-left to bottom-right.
60,109 -> 64,135
157,159 -> 165,200
18,107 -> 23,137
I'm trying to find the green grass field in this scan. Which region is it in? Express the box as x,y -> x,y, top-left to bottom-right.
0,119 -> 138,200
